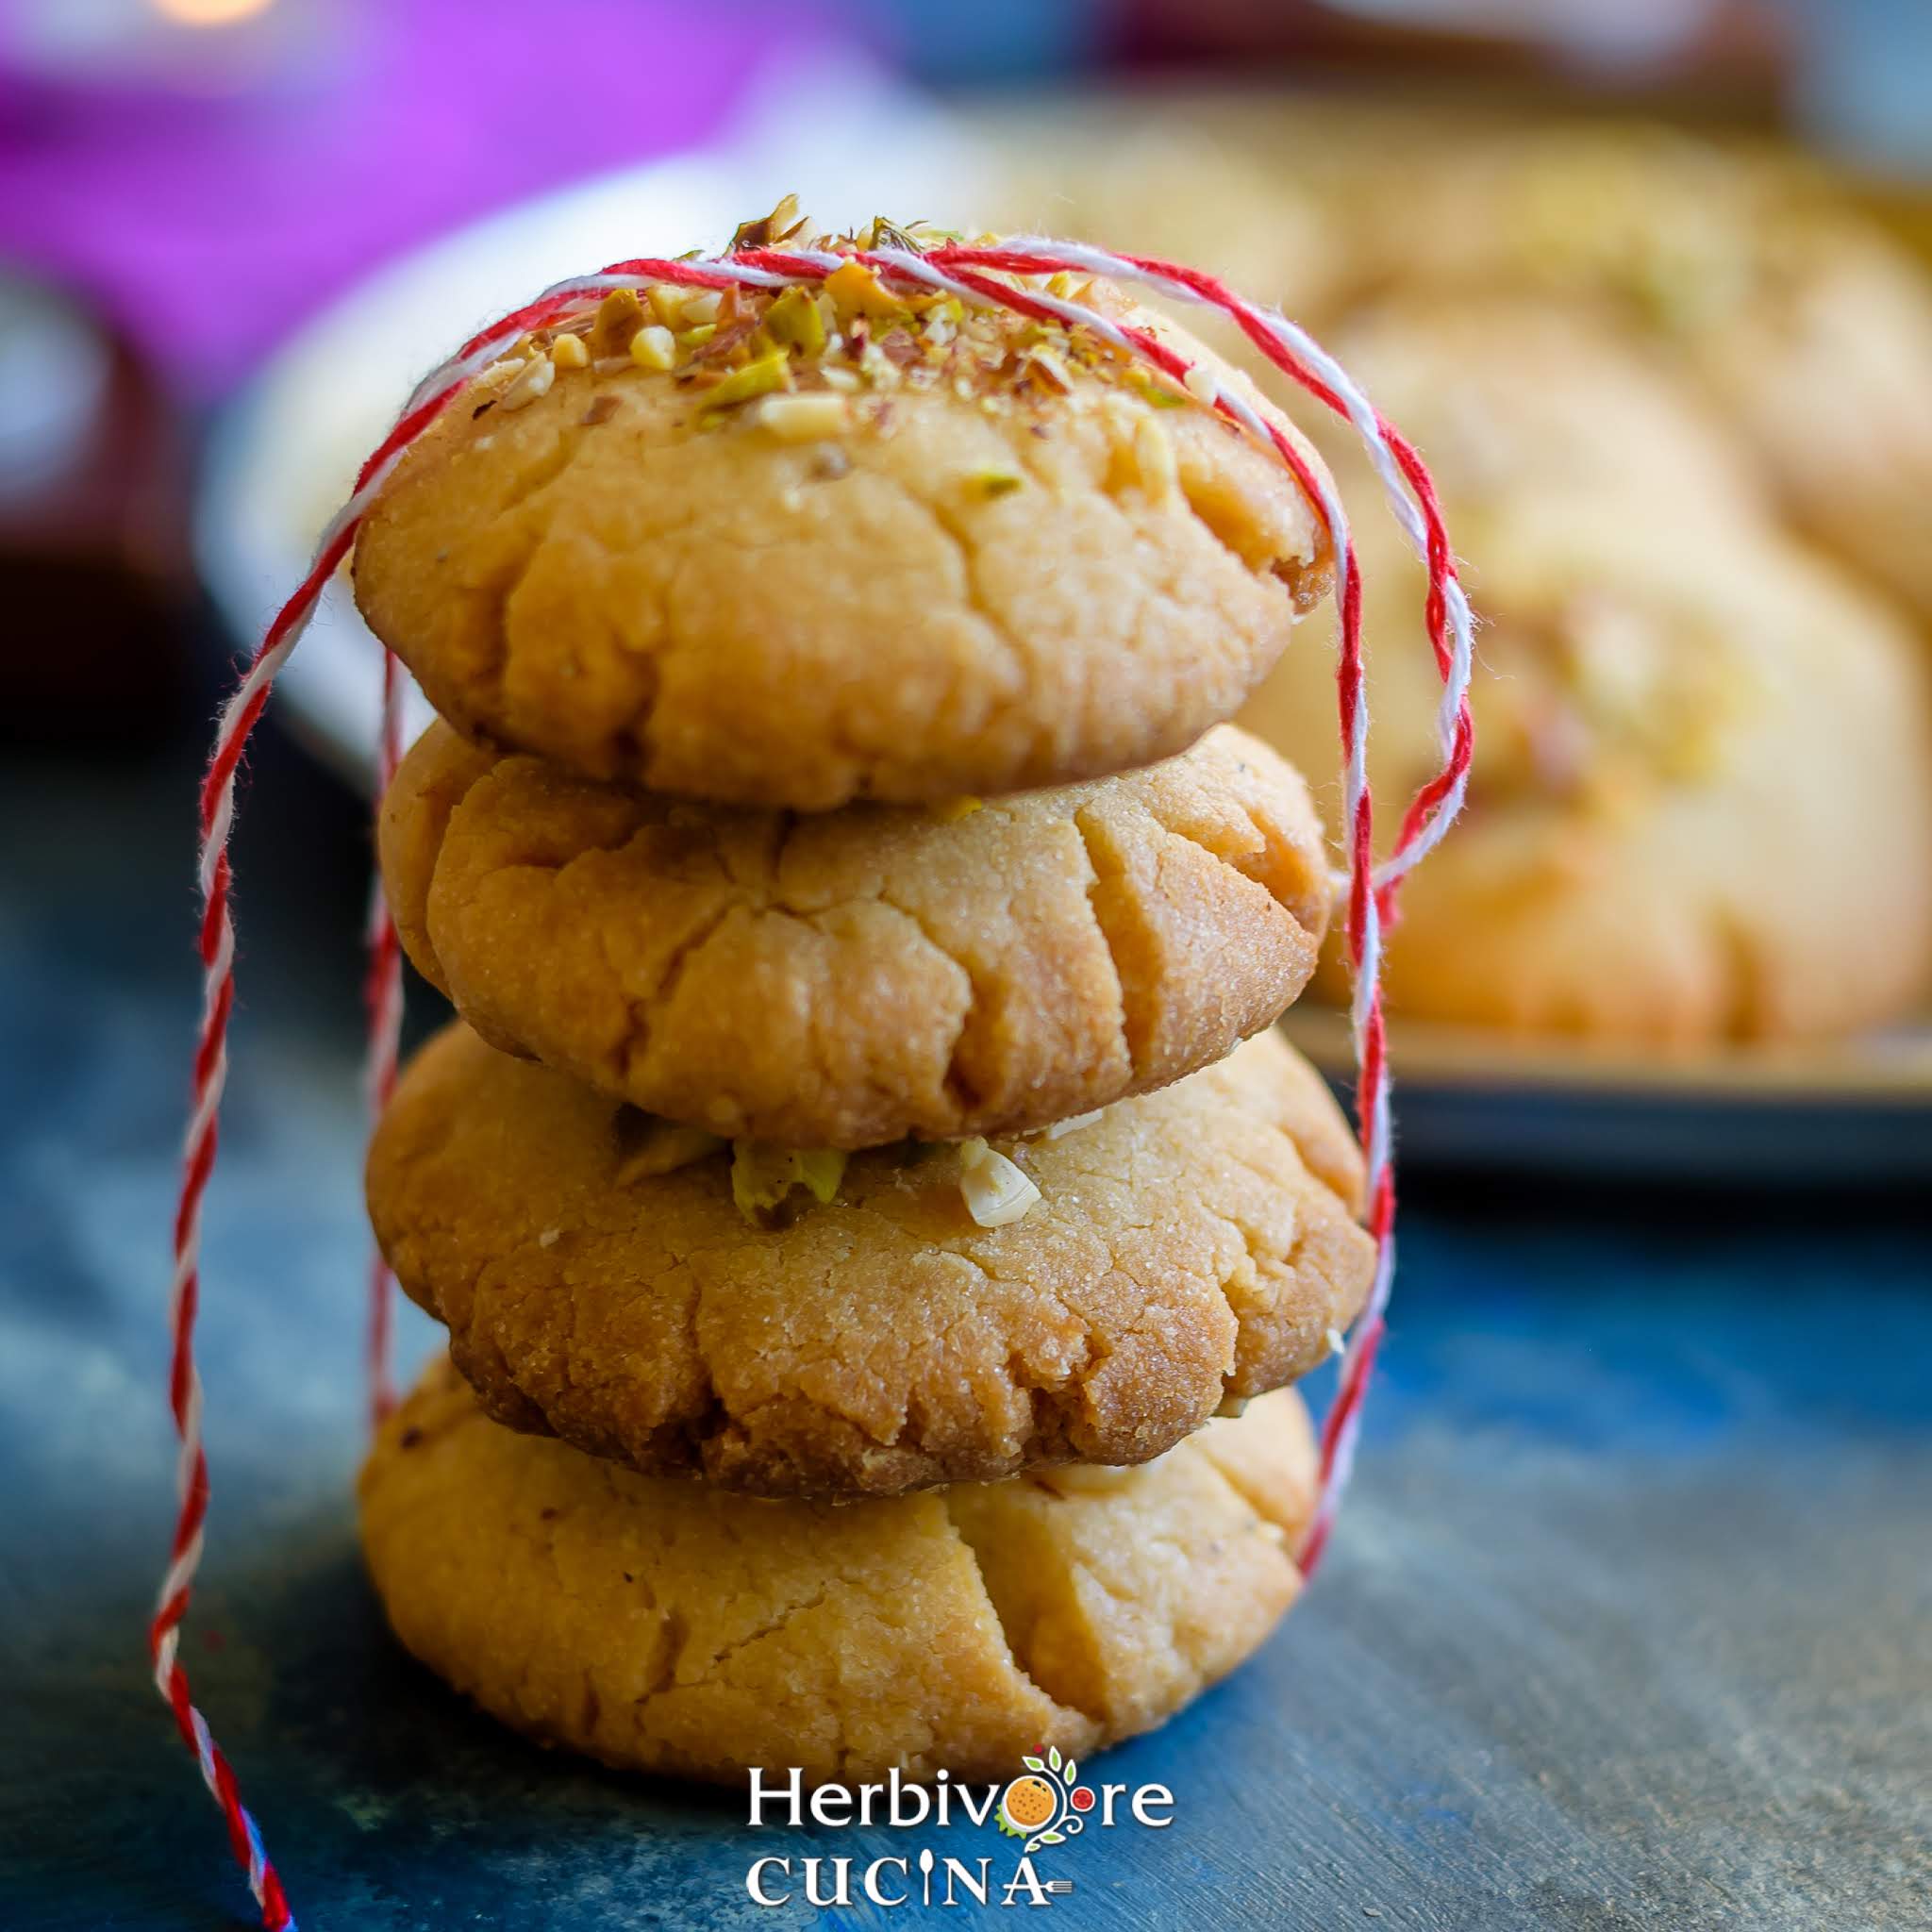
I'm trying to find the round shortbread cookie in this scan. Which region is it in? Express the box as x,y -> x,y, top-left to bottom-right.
380,718 -> 1330,1148
366,1022 -> 1373,1498
1319,292 -> 1768,528
351,258 -> 1334,809
358,1356 -> 1316,1784
1307,124 -> 1932,622
1241,496 -> 1932,1040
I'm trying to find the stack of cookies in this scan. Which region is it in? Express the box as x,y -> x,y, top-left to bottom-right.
350,217 -> 1375,1783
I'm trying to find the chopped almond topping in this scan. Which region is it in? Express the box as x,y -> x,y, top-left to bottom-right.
958,1139 -> 1041,1228
629,325 -> 676,372
756,392 -> 851,441
497,356 -> 555,410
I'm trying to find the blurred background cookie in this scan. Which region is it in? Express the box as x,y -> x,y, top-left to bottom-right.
1243,498 -> 1932,1040
1312,293 -> 1770,529
1299,124 -> 1932,625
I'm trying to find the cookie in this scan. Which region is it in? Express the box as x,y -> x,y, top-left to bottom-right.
984,104 -> 1345,324
358,1356 -> 1316,1784
366,1021 -> 1373,1497
1241,496 -> 1932,1039
380,717 -> 1331,1148
1697,220 -> 1932,625
1308,125 -> 1932,621
1319,293 -> 1766,527
351,246 -> 1335,810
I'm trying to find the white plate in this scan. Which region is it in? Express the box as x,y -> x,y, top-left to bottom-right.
196,55 -> 989,788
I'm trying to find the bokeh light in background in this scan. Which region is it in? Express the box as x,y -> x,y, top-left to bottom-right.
153,0 -> 277,26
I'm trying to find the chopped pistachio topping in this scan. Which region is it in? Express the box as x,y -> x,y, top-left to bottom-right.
794,1147 -> 847,1205
497,354 -> 555,410
475,208 -> 1225,442
869,216 -> 927,256
1020,344 -> 1074,394
825,258 -> 911,326
589,288 -> 646,358
731,192 -> 806,253
700,350 -> 792,413
730,1142 -> 850,1227
1133,413 -> 1177,498
763,285 -> 827,357
1128,371 -> 1191,408
958,1138 -> 1041,1229
972,470 -> 1024,498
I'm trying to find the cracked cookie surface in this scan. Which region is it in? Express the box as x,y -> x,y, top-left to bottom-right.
350,295 -> 1333,808
358,1355 -> 1315,1783
381,718 -> 1330,1147
366,1022 -> 1372,1497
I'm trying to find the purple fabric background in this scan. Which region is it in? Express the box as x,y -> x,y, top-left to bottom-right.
0,0 -> 844,395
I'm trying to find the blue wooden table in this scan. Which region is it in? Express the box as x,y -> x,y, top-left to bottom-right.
3,729 -> 1927,1931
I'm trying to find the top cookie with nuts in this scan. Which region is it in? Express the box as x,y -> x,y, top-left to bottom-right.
352,214 -> 1337,809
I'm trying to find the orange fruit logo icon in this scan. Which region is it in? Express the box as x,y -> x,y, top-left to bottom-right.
999,1774 -> 1058,1834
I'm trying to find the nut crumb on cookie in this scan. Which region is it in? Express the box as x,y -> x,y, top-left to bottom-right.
956,1137 -> 1041,1228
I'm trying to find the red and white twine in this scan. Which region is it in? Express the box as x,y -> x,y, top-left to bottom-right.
160,237 -> 1474,1924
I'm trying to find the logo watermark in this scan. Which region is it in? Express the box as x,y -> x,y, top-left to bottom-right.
744,1749 -> 1174,1908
